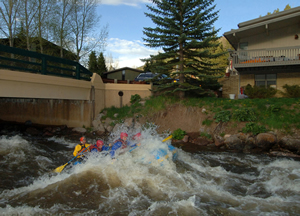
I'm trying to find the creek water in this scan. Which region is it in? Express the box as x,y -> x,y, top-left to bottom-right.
0,125 -> 300,216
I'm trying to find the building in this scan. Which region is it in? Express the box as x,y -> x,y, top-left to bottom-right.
223,6 -> 300,98
102,67 -> 144,83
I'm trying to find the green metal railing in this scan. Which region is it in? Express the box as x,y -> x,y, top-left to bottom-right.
0,44 -> 92,81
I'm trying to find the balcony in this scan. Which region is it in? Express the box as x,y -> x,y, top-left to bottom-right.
231,46 -> 300,68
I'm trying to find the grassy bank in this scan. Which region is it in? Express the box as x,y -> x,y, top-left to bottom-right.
101,96 -> 300,135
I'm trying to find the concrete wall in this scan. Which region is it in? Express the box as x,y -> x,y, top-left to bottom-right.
0,69 -> 152,127
219,75 -> 239,99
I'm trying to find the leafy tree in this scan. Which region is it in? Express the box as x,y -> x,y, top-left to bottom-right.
88,51 -> 98,73
143,0 -> 224,98
266,4 -> 291,16
69,0 -> 108,62
284,4 -> 291,10
0,0 -> 21,47
97,52 -> 107,76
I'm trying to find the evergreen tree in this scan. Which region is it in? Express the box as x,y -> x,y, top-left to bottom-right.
88,51 -> 98,73
143,0 -> 224,98
97,52 -> 107,76
143,60 -> 152,72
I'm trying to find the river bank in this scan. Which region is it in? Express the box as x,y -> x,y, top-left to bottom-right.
1,101 -> 300,159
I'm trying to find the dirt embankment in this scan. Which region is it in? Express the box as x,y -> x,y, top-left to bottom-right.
138,104 -> 300,157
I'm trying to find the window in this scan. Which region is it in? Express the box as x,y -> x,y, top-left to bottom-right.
239,42 -> 248,50
255,74 -> 277,88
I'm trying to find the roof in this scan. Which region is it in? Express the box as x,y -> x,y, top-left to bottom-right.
223,6 -> 300,50
104,67 -> 144,75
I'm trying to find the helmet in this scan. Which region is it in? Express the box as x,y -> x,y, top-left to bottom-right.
120,132 -> 128,139
96,140 -> 104,147
80,136 -> 86,142
133,132 -> 141,139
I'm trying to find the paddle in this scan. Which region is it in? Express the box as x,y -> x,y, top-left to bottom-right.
53,146 -> 89,173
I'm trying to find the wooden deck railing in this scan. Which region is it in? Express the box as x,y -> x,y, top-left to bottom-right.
0,44 -> 92,81
231,46 -> 300,68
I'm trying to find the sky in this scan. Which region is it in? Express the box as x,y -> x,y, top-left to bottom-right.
95,0 -> 300,69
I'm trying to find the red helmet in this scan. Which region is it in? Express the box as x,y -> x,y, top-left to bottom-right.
133,132 -> 141,139
96,140 -> 104,147
120,132 -> 128,139
80,136 -> 86,142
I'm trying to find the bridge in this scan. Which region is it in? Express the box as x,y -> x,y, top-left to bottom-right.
0,45 -> 151,127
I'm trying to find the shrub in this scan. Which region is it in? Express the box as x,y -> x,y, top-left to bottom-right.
202,119 -> 213,126
214,110 -> 231,122
232,107 -> 256,122
242,122 -> 267,135
281,84 -> 300,98
172,128 -> 186,140
244,84 -> 277,99
130,94 -> 141,104
200,132 -> 212,139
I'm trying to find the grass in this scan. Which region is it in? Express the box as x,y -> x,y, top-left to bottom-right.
101,95 -> 300,132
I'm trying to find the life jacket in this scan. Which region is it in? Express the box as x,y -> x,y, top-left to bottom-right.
89,144 -> 101,152
115,138 -> 127,149
78,144 -> 89,154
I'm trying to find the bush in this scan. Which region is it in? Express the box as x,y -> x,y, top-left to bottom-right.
244,84 -> 277,99
232,107 -> 256,122
214,110 -> 231,122
242,122 -> 267,135
130,94 -> 141,104
281,84 -> 300,98
172,128 -> 186,140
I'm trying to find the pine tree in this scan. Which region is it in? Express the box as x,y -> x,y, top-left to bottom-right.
143,60 -> 152,72
88,51 -> 98,73
97,52 -> 107,76
143,0 -> 224,98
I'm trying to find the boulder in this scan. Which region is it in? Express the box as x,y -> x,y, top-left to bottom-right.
224,134 -> 244,150
72,127 -> 87,133
255,133 -> 277,151
124,118 -> 134,128
279,136 -> 300,153
182,135 -> 189,143
92,119 -> 105,133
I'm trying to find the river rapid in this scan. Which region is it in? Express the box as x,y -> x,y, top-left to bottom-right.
0,124 -> 300,216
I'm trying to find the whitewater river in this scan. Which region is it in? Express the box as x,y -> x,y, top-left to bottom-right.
0,126 -> 300,216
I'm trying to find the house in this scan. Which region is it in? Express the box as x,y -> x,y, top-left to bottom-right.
102,67 -> 144,83
223,6 -> 300,98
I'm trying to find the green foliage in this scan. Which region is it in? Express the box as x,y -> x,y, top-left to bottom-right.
88,51 -> 98,73
214,110 -> 231,123
220,132 -> 225,137
143,0 -> 224,98
232,108 -> 256,122
242,123 -> 267,135
281,84 -> 300,98
200,132 -> 212,139
172,128 -> 186,140
130,94 -> 142,104
244,84 -> 277,99
202,119 -> 213,126
268,104 -> 281,112
97,52 -> 108,76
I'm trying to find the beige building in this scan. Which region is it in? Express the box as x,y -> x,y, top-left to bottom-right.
222,6 -> 300,98
103,67 -> 144,82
